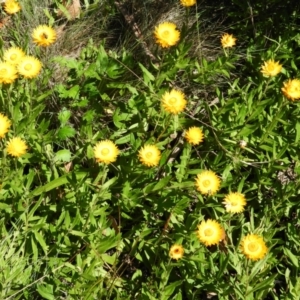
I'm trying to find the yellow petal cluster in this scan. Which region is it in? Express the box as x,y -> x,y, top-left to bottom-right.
261,59 -> 282,77
17,56 -> 42,79
154,22 -> 180,48
3,47 -> 25,65
197,219 -> 224,246
223,192 -> 246,213
6,137 -> 28,157
0,113 -> 11,138
195,170 -> 221,195
185,126 -> 204,145
169,244 -> 184,260
221,33 -> 237,48
93,140 -> 120,164
180,0 -> 196,7
161,89 -> 187,114
4,0 -> 21,14
240,234 -> 268,261
0,62 -> 18,84
32,25 -> 57,47
138,145 -> 161,167
282,79 -> 300,101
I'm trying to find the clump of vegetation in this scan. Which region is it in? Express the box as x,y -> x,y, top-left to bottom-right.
1,0 -> 300,299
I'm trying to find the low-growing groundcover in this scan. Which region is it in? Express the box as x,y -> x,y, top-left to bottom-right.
0,0 -> 300,299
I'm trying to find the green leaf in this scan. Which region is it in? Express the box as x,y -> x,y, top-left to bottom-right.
283,247 -> 299,267
34,231 -> 48,255
250,274 -> 277,294
58,109 -> 72,125
98,234 -> 120,253
29,172 -> 88,197
295,122 -> 300,143
36,284 -> 55,300
138,63 -> 155,85
143,176 -> 172,194
57,126 -> 76,140
161,280 -> 183,300
54,149 -> 72,163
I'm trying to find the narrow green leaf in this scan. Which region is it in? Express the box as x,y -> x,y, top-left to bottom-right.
283,247 -> 299,267
29,172 -> 88,197
138,63 -> 155,85
36,284 -> 55,300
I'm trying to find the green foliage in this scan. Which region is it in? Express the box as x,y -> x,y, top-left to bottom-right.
1,0 -> 300,299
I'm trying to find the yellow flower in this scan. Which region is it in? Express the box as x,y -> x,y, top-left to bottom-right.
93,140 -> 119,164
282,79 -> 300,101
0,113 -> 11,138
197,219 -> 224,246
180,0 -> 196,6
154,22 -> 180,48
17,56 -> 42,79
161,89 -> 187,114
195,170 -> 221,195
240,234 -> 268,261
3,47 -> 25,65
32,25 -> 57,47
261,59 -> 282,77
223,192 -> 246,213
6,137 -> 28,157
221,33 -> 237,48
0,62 -> 18,84
4,0 -> 21,14
138,145 -> 161,167
169,244 -> 184,260
185,127 -> 204,145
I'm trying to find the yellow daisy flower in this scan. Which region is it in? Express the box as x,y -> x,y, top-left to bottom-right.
261,59 -> 282,77
6,137 -> 28,157
161,89 -> 187,114
169,244 -> 184,260
138,145 -> 161,167
180,0 -> 196,6
221,33 -> 237,48
282,79 -> 300,101
197,219 -> 224,246
17,56 -> 42,79
240,234 -> 268,261
32,25 -> 57,47
4,0 -> 21,14
0,62 -> 18,84
3,47 -> 25,65
223,192 -> 246,213
0,113 -> 11,138
93,140 -> 119,164
154,22 -> 180,48
195,170 -> 221,195
185,126 -> 204,145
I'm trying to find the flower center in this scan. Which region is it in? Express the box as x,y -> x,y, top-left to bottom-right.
174,248 -> 179,253
247,242 -> 258,252
146,152 -> 153,159
231,201 -> 237,206
24,64 -> 32,71
204,228 -> 213,237
162,30 -> 170,38
40,33 -> 48,40
169,97 -> 177,105
203,179 -> 211,188
101,148 -> 110,156
10,54 -> 17,60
